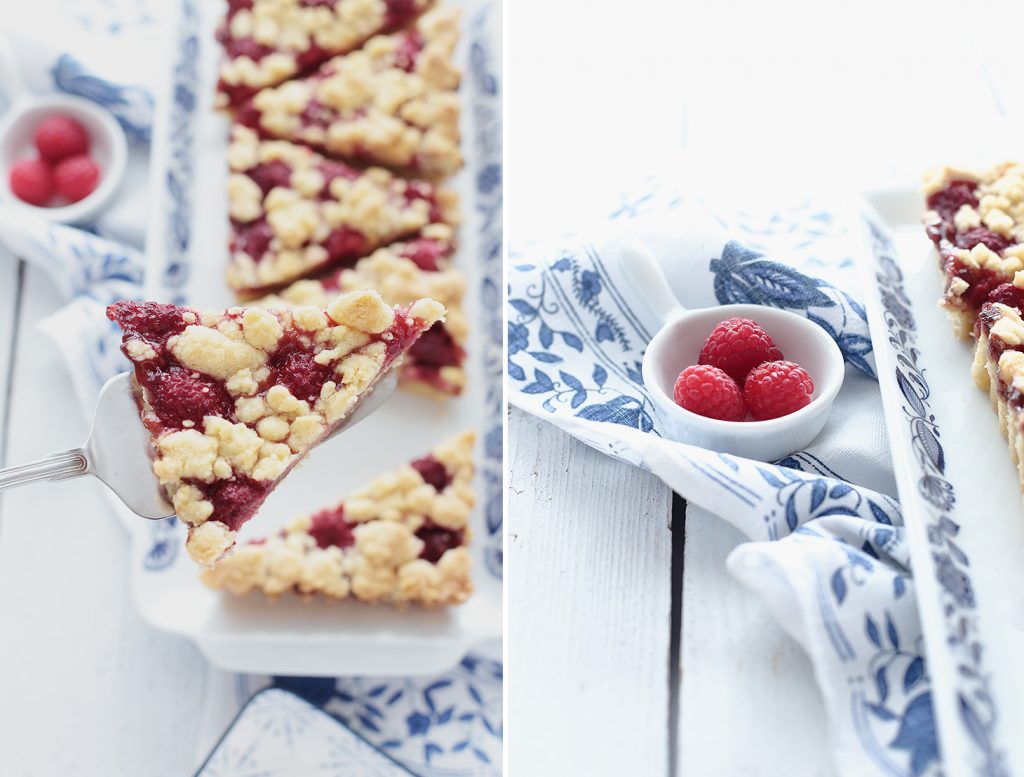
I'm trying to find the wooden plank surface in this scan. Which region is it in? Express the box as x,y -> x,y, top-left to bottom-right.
0,266 -> 207,775
679,508 -> 833,776
0,250 -> 21,472
507,409 -> 673,777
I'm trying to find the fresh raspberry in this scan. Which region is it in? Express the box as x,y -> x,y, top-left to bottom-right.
744,360 -> 815,421
53,154 -> 100,202
673,365 -> 747,421
34,115 -> 90,162
987,283 -> 1024,313
698,317 -> 784,383
9,158 -> 54,206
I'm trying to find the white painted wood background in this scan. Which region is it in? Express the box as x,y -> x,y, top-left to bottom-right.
507,0 -> 1024,775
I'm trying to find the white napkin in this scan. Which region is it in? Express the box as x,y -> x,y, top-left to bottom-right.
509,183 -> 940,777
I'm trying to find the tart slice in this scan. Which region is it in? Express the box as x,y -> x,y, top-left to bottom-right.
216,0 -> 434,108
972,302 -> 1024,491
227,125 -> 458,295
201,431 -> 475,607
256,240 -> 467,397
235,6 -> 462,178
107,290 -> 446,566
923,163 -> 1024,338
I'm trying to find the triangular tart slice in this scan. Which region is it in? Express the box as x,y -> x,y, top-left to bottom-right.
216,0 -> 435,108
201,431 -> 475,607
235,6 -> 461,177
256,239 -> 467,397
107,291 -> 445,566
227,125 -> 458,295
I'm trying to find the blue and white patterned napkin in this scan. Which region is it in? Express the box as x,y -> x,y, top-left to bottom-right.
509,184 -> 939,777
0,4 -> 502,775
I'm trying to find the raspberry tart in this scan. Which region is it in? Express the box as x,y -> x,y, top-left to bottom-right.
923,162 -> 1024,338
227,125 -> 458,295
972,302 -> 1024,490
256,240 -> 467,396
216,0 -> 434,109
107,290 -> 446,566
235,6 -> 462,178
201,431 -> 475,607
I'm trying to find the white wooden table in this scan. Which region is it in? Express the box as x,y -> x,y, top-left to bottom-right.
507,0 -> 1023,774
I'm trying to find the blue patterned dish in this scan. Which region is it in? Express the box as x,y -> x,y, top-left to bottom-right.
196,688 -> 416,777
861,187 -> 1024,776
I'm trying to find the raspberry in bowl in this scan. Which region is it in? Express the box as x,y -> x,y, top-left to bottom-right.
0,94 -> 127,224
618,240 -> 845,461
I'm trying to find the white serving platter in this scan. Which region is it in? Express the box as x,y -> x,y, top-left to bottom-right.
861,186 -> 1024,776
123,0 -> 502,676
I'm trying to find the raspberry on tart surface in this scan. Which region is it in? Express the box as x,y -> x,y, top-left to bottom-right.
200,431 -> 476,607
215,0 -> 435,108
235,6 -> 462,177
226,125 -> 458,295
923,163 -> 1024,338
254,240 -> 468,397
107,290 -> 446,567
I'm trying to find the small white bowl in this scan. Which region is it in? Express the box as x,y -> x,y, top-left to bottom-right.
619,240 -> 845,462
0,93 -> 127,224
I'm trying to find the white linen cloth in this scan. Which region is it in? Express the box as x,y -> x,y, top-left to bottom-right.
508,183 -> 939,777
0,4 -> 502,775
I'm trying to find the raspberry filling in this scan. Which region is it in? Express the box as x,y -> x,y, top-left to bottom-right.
203,476 -> 267,532
416,520 -> 464,563
307,504 -> 356,549
411,454 -> 452,491
267,332 -> 336,403
397,237 -> 452,271
926,179 -> 978,224
147,367 -> 234,430
404,324 -> 465,392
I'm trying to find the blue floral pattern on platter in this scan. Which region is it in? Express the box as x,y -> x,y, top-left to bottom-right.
865,219 -> 1006,777
468,5 -> 503,581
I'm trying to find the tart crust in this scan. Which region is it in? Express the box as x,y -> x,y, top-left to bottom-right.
201,431 -> 475,607
973,302 -> 1024,494
108,291 -> 445,566
235,6 -> 462,177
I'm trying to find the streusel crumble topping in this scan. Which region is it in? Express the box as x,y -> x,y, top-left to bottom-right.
236,6 -> 462,177
108,291 -> 445,566
256,241 -> 467,396
216,0 -> 434,107
201,431 -> 475,606
227,125 -> 458,294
